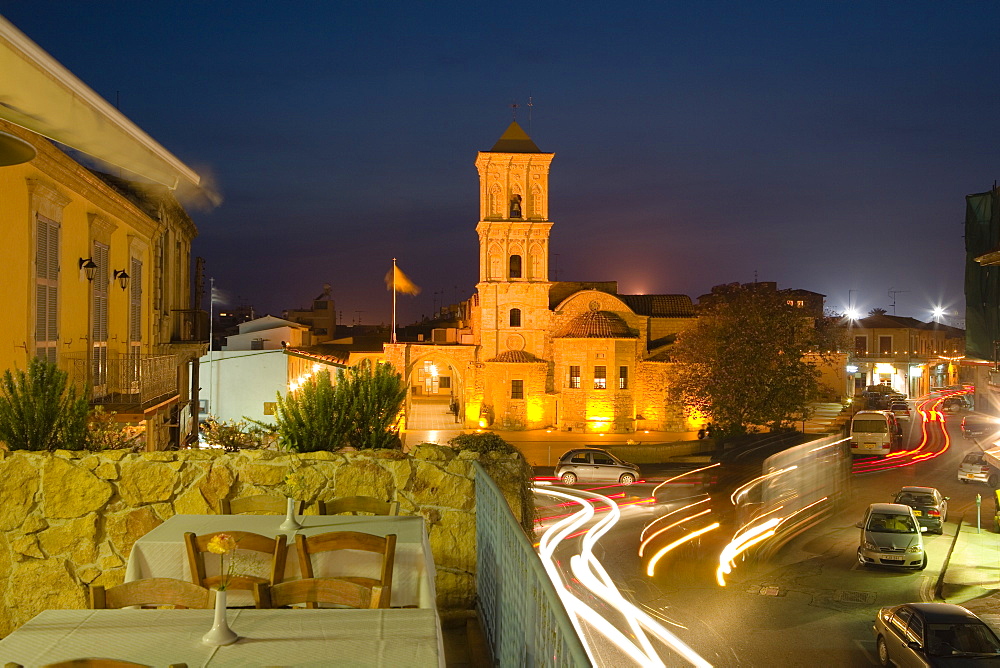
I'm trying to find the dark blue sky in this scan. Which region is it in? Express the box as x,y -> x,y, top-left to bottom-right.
4,2 -> 998,326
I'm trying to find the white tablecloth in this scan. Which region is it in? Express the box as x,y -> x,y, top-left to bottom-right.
124,515 -> 436,609
0,608 -> 443,667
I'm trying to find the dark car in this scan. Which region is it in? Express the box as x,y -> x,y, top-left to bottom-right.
873,602 -> 1000,666
962,415 -> 999,440
554,448 -> 640,486
891,402 -> 912,422
893,486 -> 948,534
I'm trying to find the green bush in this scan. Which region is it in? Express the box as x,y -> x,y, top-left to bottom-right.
448,431 -> 518,455
275,359 -> 406,452
86,407 -> 143,451
201,417 -> 276,451
0,358 -> 89,451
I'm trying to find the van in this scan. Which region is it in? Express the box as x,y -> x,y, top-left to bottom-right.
850,410 -> 902,456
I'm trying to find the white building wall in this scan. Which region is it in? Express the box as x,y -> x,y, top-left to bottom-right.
197,350 -> 288,424
224,325 -> 304,351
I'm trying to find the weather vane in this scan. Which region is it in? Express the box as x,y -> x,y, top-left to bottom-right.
527,95 -> 533,132
511,100 -> 518,120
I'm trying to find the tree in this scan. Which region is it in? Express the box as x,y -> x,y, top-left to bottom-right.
0,358 -> 89,451
669,284 -> 822,436
274,359 -> 406,452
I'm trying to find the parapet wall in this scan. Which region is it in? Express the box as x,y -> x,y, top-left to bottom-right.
0,444 -> 528,636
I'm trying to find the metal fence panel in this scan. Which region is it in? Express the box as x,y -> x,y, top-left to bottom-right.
474,463 -> 591,667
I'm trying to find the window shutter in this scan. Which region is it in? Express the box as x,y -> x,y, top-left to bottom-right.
129,258 -> 142,343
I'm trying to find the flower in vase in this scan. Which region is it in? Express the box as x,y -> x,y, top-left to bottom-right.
282,469 -> 310,500
206,533 -> 240,590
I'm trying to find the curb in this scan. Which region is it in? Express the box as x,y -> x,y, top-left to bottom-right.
934,512 -> 965,601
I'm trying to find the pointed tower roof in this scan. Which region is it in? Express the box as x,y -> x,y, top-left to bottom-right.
488,121 -> 542,153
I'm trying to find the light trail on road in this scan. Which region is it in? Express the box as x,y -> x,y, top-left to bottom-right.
536,486 -> 713,667
851,390 -> 965,475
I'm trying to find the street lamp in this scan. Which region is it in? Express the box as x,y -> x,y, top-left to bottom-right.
113,269 -> 130,291
78,257 -> 97,281
932,306 -> 946,323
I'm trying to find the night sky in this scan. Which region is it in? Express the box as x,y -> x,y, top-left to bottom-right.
4,2 -> 999,328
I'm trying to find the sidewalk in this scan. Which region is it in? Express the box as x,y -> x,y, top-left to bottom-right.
938,516 -> 1000,628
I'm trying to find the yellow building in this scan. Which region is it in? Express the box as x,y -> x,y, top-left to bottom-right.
0,120 -> 205,449
386,123 -> 698,433
0,18 -> 209,450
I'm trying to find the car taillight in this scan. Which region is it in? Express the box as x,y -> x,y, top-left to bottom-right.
981,466 -> 991,473
927,509 -> 940,517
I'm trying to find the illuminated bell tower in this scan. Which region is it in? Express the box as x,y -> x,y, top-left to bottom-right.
475,121 -> 554,359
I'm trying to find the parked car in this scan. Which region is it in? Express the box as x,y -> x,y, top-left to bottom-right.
857,503 -> 927,570
961,415 -> 999,440
873,602 -> 1000,666
892,486 -> 948,534
891,402 -> 911,421
958,450 -> 998,486
555,448 -> 640,486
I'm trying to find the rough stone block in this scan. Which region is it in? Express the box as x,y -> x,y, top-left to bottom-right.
42,457 -> 112,519
0,456 -> 40,530
118,461 -> 175,505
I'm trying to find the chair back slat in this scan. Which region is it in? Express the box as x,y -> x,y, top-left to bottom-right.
294,531 -> 396,608
90,578 -> 213,609
253,578 -> 380,609
40,660 -> 162,667
221,495 -> 305,515
319,496 -> 399,516
184,531 -> 287,590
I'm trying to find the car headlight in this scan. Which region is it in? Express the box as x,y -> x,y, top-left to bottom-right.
863,541 -> 878,551
907,545 -> 922,553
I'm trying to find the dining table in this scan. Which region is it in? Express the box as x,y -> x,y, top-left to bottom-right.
0,608 -> 444,667
124,514 -> 436,609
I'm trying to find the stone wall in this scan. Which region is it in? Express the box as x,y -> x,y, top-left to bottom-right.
0,444 -> 528,636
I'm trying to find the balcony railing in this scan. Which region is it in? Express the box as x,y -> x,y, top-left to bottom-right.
65,352 -> 178,413
474,463 -> 589,666
170,309 -> 210,343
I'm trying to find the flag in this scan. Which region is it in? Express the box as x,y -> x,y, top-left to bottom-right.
211,285 -> 229,305
385,265 -> 421,295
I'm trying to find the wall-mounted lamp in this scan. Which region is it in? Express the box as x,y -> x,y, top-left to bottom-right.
78,257 -> 97,281
113,269 -> 130,291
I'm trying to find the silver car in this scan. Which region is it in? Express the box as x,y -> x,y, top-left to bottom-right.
555,448 -> 639,485
857,503 -> 927,570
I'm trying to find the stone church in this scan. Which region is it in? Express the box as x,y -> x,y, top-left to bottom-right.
385,122 -> 701,433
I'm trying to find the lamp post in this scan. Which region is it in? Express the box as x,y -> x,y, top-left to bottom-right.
80,257 -> 97,394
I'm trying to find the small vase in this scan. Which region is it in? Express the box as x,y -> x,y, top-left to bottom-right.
279,496 -> 302,531
202,589 -> 239,646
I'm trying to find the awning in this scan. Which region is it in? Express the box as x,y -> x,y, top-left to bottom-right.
0,15 -> 200,189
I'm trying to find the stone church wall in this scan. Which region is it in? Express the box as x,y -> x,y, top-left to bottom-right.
0,445 -> 526,636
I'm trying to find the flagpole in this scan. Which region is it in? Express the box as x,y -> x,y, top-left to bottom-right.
208,277 -> 215,419
391,258 -> 397,343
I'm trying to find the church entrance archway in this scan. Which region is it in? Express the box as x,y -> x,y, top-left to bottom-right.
405,357 -> 464,430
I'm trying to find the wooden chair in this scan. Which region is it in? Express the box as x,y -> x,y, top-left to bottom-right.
89,578 -> 212,610
253,578 -> 382,610
318,496 -> 399,516
40,662 -> 187,668
295,531 -> 396,609
184,531 -> 287,591
41,662 -> 187,668
220,495 -> 305,515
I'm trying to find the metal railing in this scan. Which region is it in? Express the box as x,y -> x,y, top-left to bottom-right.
474,463 -> 590,667
66,352 -> 178,410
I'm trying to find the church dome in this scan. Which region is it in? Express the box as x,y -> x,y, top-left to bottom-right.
556,310 -> 636,339
487,350 -> 544,363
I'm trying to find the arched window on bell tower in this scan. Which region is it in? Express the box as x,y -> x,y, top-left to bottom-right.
510,308 -> 521,327
509,254 -> 522,279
